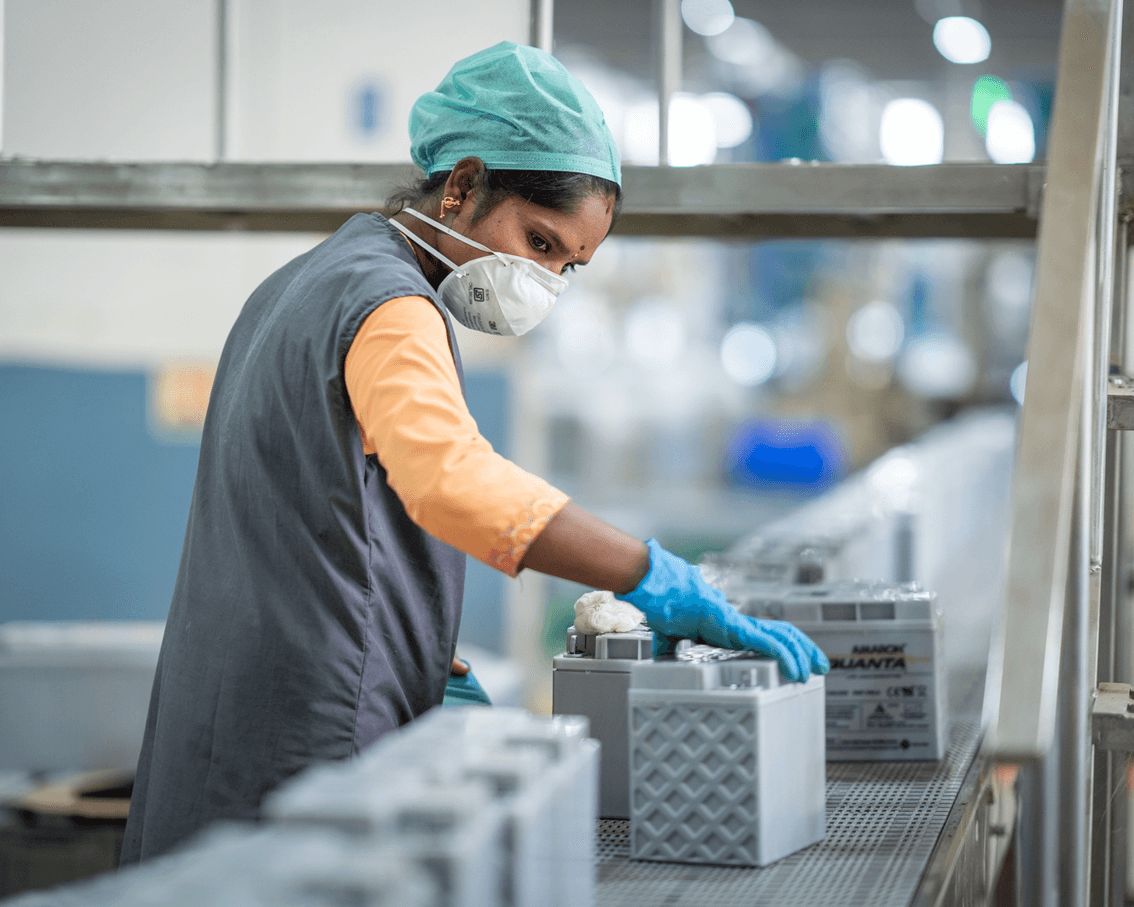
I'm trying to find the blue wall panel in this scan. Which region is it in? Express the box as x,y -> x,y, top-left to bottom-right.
458,371 -> 509,654
0,365 -> 198,621
0,364 -> 510,652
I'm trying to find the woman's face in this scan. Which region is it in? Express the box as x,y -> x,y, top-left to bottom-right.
438,190 -> 616,277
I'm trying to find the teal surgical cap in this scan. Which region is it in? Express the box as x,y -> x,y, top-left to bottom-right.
409,41 -> 621,187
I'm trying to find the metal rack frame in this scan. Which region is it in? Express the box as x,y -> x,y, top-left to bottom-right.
984,2 -> 1133,907
0,159 -> 1054,238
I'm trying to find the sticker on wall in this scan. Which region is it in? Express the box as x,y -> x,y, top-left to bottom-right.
352,78 -> 389,142
148,363 -> 216,441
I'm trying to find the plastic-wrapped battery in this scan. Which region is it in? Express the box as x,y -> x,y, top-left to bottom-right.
498,715 -> 599,907
265,707 -> 599,907
363,708 -> 599,907
371,709 -> 600,907
721,410 -> 1017,674
628,647 -> 826,867
458,750 -> 558,907
551,626 -> 654,819
700,538 -> 836,589
2,823 -> 434,907
265,771 -> 505,907
737,581 -> 946,761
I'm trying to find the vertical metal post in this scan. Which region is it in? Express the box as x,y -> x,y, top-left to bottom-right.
530,0 -> 554,54
1065,461 -> 1091,907
1093,0 -> 1124,580
1092,0 -> 1129,862
1013,757 -> 1055,907
1119,227 -> 1134,905
215,0 -> 228,161
1089,3 -> 1126,902
1120,0 -> 1133,156
0,0 -> 6,156
987,0 -> 1120,902
1120,221 -> 1133,683
1106,219 -> 1134,907
656,0 -> 681,165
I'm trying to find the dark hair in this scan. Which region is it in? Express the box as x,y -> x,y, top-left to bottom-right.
387,167 -> 623,224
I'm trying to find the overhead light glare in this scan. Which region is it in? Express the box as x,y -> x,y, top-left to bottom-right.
626,302 -> 687,368
933,16 -> 991,64
897,334 -> 977,399
681,0 -> 735,37
701,92 -> 754,148
721,323 -> 777,387
706,17 -> 776,67
985,99 -> 1035,164
970,75 -> 1012,136
879,98 -> 944,166
847,301 -> 905,363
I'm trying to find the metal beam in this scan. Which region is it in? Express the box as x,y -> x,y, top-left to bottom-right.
0,160 -> 419,232
0,159 -> 1048,238
986,0 -> 1117,765
618,162 -> 1045,238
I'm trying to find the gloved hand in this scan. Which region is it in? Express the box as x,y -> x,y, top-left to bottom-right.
616,539 -> 830,682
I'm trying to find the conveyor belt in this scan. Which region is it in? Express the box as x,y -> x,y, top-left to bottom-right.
594,674 -> 985,907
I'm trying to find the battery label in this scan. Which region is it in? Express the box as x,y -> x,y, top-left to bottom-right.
797,625 -> 944,761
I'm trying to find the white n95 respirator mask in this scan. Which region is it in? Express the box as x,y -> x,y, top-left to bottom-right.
390,207 -> 568,337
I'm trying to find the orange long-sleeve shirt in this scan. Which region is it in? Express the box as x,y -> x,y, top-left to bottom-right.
344,295 -> 569,577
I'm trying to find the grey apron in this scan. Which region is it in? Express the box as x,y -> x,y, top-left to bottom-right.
121,214 -> 467,863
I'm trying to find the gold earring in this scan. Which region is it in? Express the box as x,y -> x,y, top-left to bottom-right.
440,196 -> 460,220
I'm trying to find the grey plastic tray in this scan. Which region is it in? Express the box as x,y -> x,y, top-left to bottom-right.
594,673 -> 983,907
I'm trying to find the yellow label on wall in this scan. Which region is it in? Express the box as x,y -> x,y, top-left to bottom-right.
148,363 -> 216,438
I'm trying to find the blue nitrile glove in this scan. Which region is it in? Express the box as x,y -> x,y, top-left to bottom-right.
616,539 -> 830,682
442,664 -> 493,707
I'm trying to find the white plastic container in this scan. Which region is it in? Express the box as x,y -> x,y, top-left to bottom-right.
628,647 -> 826,867
0,621 -> 163,771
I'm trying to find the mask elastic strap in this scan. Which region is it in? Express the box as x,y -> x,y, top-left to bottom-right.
387,217 -> 468,275
402,208 -> 509,264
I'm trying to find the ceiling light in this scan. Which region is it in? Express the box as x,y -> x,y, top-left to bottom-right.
879,98 -> 944,166
985,99 -> 1035,164
933,16 -> 991,64
681,0 -> 735,37
721,323 -> 777,387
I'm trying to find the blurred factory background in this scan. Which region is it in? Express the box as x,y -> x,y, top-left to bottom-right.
0,0 -> 1054,707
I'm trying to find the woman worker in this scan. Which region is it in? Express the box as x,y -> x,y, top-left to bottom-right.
121,41 -> 829,864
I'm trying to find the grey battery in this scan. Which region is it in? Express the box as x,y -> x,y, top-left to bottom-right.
551,626 -> 653,819
737,581 -> 945,761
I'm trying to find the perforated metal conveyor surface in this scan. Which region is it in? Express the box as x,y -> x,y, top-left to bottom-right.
593,674 -> 984,907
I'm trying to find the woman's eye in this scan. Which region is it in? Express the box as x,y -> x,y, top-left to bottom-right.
530,233 -> 550,253
562,262 -> 577,275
